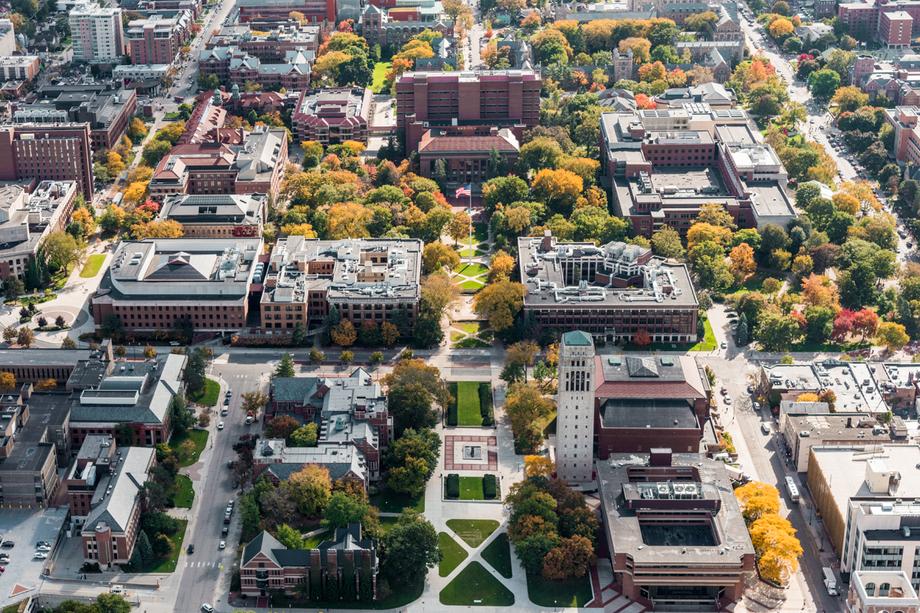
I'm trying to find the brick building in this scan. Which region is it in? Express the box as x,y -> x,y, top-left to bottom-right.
0,124 -> 94,199
207,21 -> 321,58
198,46 -> 312,90
291,88 -> 372,144
80,446 -> 155,568
594,355 -> 710,457
240,525 -> 378,599
597,450 -> 755,611
395,70 -> 541,154
92,238 -> 262,333
236,0 -> 336,24
126,11 -> 192,65
260,237 -> 422,333
518,233 -> 700,344
417,127 -> 520,185
0,56 -> 40,82
158,193 -> 265,238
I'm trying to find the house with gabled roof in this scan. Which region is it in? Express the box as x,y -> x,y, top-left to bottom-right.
240,524 -> 378,600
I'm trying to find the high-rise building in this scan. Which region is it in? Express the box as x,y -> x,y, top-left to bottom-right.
125,11 -> 192,65
0,124 -> 94,200
69,3 -> 125,64
556,330 -> 596,484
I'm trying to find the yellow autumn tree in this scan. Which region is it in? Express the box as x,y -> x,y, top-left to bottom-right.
734,481 -> 780,522
524,455 -> 554,478
280,223 -> 317,238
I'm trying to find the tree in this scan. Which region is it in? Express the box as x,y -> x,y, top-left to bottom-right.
483,175 -> 530,213
265,415 -> 301,440
388,383 -> 437,435
805,306 -> 835,343
734,481 -> 781,522
241,391 -> 268,416
877,322 -> 910,352
41,231 -> 81,273
274,523 -> 305,549
755,310 -> 802,351
446,210 -> 471,246
505,341 -> 540,382
808,68 -> 841,99
142,139 -> 172,166
729,243 -> 756,283
421,241 -> 460,273
524,455 -> 554,478
382,511 -> 440,587
801,274 -> 839,309
831,86 -> 869,114
520,137 -> 565,172
542,535 -> 594,580
330,320 -> 357,347
16,327 -> 33,348
473,279 -> 525,332
131,219 -> 184,240
324,490 -> 369,528
289,422 -> 318,447
505,383 -> 555,453
530,168 -> 583,217
275,353 -> 295,378
490,250 -> 516,282
96,593 -> 132,613
651,226 -> 684,259
184,348 -> 207,395
281,464 -> 332,517
0,372 -> 14,391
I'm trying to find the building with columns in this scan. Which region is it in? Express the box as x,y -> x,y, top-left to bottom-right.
555,330 -> 596,484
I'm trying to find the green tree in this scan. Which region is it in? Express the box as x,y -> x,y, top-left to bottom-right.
274,523 -> 305,549
651,226 -> 684,259
184,349 -> 206,394
382,511 -> 440,587
755,310 -> 803,350
324,490 -> 370,528
289,422 -> 318,447
275,353 -> 296,378
95,593 -> 132,613
41,231 -> 81,273
808,68 -> 841,99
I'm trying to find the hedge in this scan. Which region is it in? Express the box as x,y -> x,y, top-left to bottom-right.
447,382 -> 458,426
446,473 -> 460,498
479,383 -> 494,426
483,474 -> 498,499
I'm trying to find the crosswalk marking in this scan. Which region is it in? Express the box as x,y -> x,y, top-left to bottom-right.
184,561 -> 220,568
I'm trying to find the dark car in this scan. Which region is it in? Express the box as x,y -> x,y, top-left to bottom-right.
186,544 -> 195,554
1,541 -> 14,548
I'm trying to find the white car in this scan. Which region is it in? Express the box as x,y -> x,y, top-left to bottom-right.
33,552 -> 47,560
218,541 -> 226,550
217,422 -> 224,431
201,606 -> 214,613
36,545 -> 50,552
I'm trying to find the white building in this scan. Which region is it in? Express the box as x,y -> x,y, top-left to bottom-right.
0,19 -> 16,56
847,570 -> 920,613
69,3 -> 124,64
555,330 -> 595,484
808,445 -> 920,591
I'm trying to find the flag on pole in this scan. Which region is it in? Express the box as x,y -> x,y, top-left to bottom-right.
455,184 -> 472,198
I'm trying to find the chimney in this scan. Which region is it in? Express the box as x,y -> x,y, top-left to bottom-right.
846,417 -> 852,428
540,229 -> 555,252
649,448 -> 672,467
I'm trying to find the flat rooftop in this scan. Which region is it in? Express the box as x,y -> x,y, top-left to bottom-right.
600,399 -> 699,429
0,392 -> 70,473
766,360 -> 888,414
787,413 -> 898,443
810,446 -> 920,519
747,182 -> 796,218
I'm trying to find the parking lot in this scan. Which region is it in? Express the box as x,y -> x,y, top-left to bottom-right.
0,507 -> 67,608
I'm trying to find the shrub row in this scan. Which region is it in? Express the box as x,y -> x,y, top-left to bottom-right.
446,473 -> 460,498
447,382 -> 458,426
479,383 -> 494,426
483,474 -> 498,499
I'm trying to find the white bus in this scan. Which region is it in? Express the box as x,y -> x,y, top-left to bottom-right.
785,476 -> 800,502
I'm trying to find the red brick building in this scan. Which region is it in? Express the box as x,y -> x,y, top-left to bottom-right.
0,124 -> 94,200
292,87 -> 372,144
236,0 -> 336,23
880,10 -> 913,46
395,70 -> 541,154
126,11 -> 192,65
417,127 -> 520,185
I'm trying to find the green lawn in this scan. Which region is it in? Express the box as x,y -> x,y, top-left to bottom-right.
188,377 -> 220,406
690,317 -> 717,352
460,279 -> 486,292
148,520 -> 188,573
379,516 -> 399,534
454,337 -> 491,349
457,381 -> 484,426
270,576 -> 424,610
369,489 -> 424,513
481,533 -> 512,578
438,531 -> 468,576
79,254 -> 106,278
454,262 -> 489,278
526,573 -> 593,608
173,474 -> 194,508
372,62 -> 391,93
459,476 -> 485,500
170,429 -> 208,467
456,321 -> 481,335
440,562 -> 515,606
303,529 -> 332,548
447,519 -> 499,547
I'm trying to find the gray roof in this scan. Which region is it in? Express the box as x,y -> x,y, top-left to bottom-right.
562,330 -> 593,347
243,523 -> 375,568
83,447 -> 155,533
600,399 -> 699,429
0,348 -> 90,366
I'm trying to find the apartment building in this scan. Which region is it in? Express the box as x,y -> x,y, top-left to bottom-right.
0,56 -> 40,82
292,88 -> 372,144
782,413 -> 909,472
518,232 -> 699,343
0,124 -> 94,200
395,70 -> 541,154
126,11 -> 192,65
15,87 -> 137,151
260,237 -> 422,333
69,3 -> 125,64
0,181 -> 77,282
601,106 -> 796,236
847,571 -> 920,613
158,193 -> 265,238
0,19 -> 16,56
839,0 -> 920,45
597,449 -> 755,611
808,445 -> 920,590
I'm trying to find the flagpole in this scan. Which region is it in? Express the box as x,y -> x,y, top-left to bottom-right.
468,184 -> 472,265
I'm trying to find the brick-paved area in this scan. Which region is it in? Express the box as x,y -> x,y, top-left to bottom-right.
444,434 -> 498,471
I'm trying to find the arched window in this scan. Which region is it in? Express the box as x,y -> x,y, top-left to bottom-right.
866,582 -> 876,596
880,583 -> 892,597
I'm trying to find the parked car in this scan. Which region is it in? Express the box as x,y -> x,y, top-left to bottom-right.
187,544 -> 195,554
761,423 -> 772,435
218,541 -> 226,550
217,422 -> 224,431
32,552 -> 47,560
2,541 -> 14,548
36,545 -> 50,553
201,605 -> 214,613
